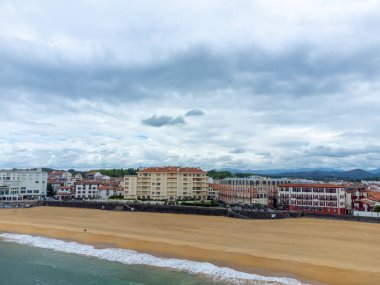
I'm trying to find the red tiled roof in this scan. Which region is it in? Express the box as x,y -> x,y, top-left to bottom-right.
208,183 -> 226,190
140,167 -> 206,174
279,184 -> 346,188
366,191 -> 380,202
98,185 -> 113,190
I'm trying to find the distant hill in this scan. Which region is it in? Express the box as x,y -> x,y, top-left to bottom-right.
369,168 -> 380,174
220,168 -> 344,175
271,169 -> 379,180
218,168 -> 380,181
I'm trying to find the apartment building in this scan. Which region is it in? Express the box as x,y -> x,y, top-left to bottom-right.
123,167 -> 208,200
0,169 -> 48,200
218,176 -> 294,207
277,183 -> 346,215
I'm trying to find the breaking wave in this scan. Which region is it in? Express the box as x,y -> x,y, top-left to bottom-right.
0,233 -> 307,285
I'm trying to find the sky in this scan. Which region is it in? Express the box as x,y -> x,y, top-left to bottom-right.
1,0 -> 380,171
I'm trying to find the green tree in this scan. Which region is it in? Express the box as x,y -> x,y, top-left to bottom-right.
46,183 -> 56,197
207,170 -> 233,179
374,205 -> 380,212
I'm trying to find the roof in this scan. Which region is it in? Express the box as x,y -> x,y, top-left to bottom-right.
208,183 -> 225,190
366,191 -> 380,202
359,198 -> 376,206
98,185 -> 113,190
140,167 -> 206,174
56,192 -> 72,196
56,186 -> 72,189
279,184 -> 346,188
76,180 -> 101,185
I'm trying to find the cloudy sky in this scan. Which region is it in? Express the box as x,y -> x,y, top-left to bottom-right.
1,0 -> 380,170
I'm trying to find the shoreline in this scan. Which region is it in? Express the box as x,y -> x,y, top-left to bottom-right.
1,207 -> 380,284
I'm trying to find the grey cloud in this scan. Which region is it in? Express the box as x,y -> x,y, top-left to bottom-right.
185,109 -> 204,116
305,145 -> 380,158
2,41 -> 380,107
230,148 -> 248,154
142,115 -> 185,127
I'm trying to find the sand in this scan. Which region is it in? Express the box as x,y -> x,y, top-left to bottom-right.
0,207 -> 379,285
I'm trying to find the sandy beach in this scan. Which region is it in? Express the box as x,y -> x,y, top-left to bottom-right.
0,207 -> 379,285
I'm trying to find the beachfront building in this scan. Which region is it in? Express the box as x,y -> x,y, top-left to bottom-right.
354,191 -> 380,212
345,186 -> 368,214
55,186 -> 75,200
277,184 -> 346,215
123,167 -> 208,201
98,185 -> 124,200
0,169 -> 48,200
208,184 -> 219,200
218,176 -> 294,207
74,181 -> 101,199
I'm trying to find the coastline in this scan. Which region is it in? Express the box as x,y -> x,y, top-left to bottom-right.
0,207 -> 379,285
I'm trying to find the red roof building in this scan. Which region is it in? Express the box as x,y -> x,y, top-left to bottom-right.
278,183 -> 347,215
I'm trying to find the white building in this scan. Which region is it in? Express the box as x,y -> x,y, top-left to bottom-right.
277,183 -> 346,215
98,185 -> 124,200
75,181 -> 101,199
0,169 -> 48,200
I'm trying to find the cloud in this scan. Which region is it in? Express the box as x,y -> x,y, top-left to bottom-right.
142,115 -> 185,127
185,109 -> 204,116
1,1 -> 380,170
230,148 -> 248,154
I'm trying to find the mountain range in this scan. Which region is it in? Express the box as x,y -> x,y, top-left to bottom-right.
220,168 -> 380,180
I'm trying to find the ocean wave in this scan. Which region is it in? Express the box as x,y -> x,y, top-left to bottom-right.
0,233 -> 307,285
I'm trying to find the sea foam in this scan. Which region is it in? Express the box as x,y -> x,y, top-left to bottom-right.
0,233 -> 307,285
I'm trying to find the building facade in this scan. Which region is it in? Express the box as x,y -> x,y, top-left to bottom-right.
0,169 -> 48,200
123,167 -> 208,201
74,181 -> 101,199
278,184 -> 346,215
123,175 -> 138,199
218,176 -> 294,207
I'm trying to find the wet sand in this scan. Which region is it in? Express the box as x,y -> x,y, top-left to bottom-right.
0,207 -> 379,285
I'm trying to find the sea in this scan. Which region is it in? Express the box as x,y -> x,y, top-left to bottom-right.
0,233 -> 306,285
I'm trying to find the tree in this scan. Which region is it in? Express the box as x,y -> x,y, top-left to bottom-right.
374,205 -> 380,213
207,170 -> 233,179
46,183 -> 56,197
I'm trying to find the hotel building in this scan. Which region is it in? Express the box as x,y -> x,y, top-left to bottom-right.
0,169 -> 48,200
218,176 -> 294,207
123,167 -> 208,201
277,183 -> 346,215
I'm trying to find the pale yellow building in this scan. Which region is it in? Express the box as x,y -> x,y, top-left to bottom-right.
123,167 -> 208,201
122,175 -> 138,199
